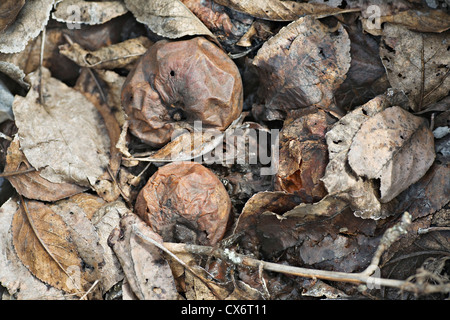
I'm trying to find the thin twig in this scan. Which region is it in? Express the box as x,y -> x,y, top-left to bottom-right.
39,28 -> 46,105
0,168 -> 37,178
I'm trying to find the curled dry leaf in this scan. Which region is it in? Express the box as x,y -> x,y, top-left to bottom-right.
12,67 -> 110,188
380,23 -> 450,112
348,106 -> 435,203
0,0 -> 25,33
124,0 -> 215,40
122,37 -> 243,147
275,109 -> 333,202
108,213 -> 179,300
52,0 -> 128,25
5,137 -> 87,201
322,96 -> 436,219
252,16 -> 350,120
322,95 -> 391,219
214,0 -> 360,21
135,162 -> 231,246
59,36 -> 153,70
0,0 -> 54,54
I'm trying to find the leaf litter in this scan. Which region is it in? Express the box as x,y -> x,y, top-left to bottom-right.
0,0 -> 448,301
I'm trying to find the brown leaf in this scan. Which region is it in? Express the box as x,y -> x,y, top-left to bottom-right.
12,199 -> 87,295
108,213 -> 180,300
124,0 -> 215,40
214,0 -> 360,21
252,16 -> 350,120
59,36 -> 153,70
380,23 -> 450,112
5,137 -> 86,202
135,161 -> 231,246
0,198 -> 71,299
348,106 -> 435,203
275,109 -> 333,202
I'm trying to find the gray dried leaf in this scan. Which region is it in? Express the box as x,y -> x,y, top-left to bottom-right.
59,36 -> 152,69
214,0 -> 359,21
0,198 -> 70,299
124,0 -> 215,40
52,0 -> 128,25
348,106 -> 435,203
108,213 -> 179,300
380,23 -> 450,112
321,95 -> 393,219
12,67 -> 110,187
0,0 -> 54,54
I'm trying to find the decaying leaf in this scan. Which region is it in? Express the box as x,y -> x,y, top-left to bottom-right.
12,199 -> 88,295
0,198 -> 70,299
275,109 -> 333,202
252,16 -> 351,120
108,213 -> 180,300
348,106 -> 435,203
12,67 -> 110,188
59,36 -> 152,70
322,95 -> 391,219
214,0 -> 360,21
124,0 -> 215,40
322,95 -> 436,219
0,0 -> 54,54
380,23 -> 450,112
5,137 -> 87,201
52,0 -> 128,25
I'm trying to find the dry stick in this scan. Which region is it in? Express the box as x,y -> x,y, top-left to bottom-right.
154,212 -> 450,295
0,168 -> 37,178
39,28 -> 46,105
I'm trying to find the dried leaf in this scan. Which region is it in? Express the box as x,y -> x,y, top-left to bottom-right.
124,0 -> 215,40
348,106 -> 435,203
108,213 -> 179,300
275,109 -> 333,202
12,199 -> 87,295
380,23 -> 450,112
91,200 -> 127,293
365,9 -> 450,34
214,0 -> 360,21
0,0 -> 54,54
59,36 -> 152,69
321,95 -> 394,219
0,198 -> 70,299
5,137 -> 87,201
52,0 -> 128,25
12,67 -> 110,187
252,16 -> 350,120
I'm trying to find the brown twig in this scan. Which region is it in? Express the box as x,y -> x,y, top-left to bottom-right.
0,168 -> 37,178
